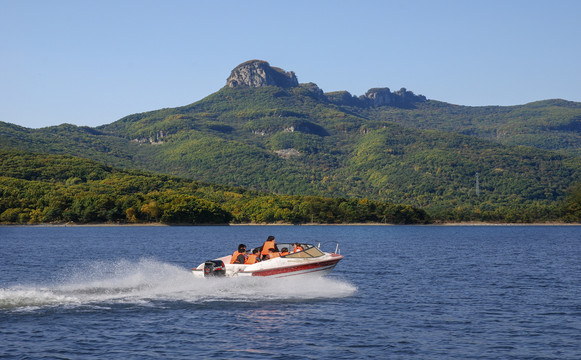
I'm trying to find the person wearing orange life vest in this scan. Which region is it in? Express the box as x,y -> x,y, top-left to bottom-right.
230,244 -> 248,264
245,248 -> 262,264
293,243 -> 304,253
260,235 -> 279,259
264,247 -> 280,260
280,247 -> 290,256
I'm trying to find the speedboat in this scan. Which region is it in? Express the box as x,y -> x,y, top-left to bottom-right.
191,242 -> 343,278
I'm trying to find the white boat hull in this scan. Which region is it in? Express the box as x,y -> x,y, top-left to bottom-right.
192,245 -> 343,278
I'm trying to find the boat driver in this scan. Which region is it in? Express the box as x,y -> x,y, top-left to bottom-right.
260,235 -> 279,259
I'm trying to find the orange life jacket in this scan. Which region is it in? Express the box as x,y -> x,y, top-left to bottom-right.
245,254 -> 258,264
293,245 -> 304,253
261,239 -> 276,256
230,251 -> 247,264
268,251 -> 281,259
280,251 -> 289,256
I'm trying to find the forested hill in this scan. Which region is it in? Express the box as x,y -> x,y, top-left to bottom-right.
0,150 -> 429,225
1,60 -> 580,222
361,99 -> 581,157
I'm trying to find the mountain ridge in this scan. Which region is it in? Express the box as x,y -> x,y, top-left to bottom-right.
1,60 -> 580,222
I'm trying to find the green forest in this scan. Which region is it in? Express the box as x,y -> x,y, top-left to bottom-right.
362,99 -> 581,157
1,74 -> 580,224
0,151 -> 429,225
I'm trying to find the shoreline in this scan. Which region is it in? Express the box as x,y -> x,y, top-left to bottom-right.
1,222 -> 579,227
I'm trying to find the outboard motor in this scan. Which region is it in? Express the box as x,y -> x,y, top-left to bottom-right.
204,260 -> 226,277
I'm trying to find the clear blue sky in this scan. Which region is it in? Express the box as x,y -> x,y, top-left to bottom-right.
2,0 -> 580,129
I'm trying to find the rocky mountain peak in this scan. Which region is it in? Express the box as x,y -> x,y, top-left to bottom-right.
226,59 -> 426,108
326,88 -> 427,108
227,60 -> 299,89
363,87 -> 427,107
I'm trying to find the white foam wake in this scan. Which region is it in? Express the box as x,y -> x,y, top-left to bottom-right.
0,258 -> 356,310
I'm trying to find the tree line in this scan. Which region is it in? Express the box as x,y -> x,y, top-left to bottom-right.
0,151 -> 429,225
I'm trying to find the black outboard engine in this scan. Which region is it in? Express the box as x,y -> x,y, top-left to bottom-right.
204,260 -> 226,277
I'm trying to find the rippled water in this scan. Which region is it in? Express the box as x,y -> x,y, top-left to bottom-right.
1,225 -> 580,359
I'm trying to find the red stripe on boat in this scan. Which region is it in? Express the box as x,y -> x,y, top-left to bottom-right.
249,256 -> 343,277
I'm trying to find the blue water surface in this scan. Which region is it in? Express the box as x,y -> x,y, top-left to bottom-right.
1,225 -> 580,359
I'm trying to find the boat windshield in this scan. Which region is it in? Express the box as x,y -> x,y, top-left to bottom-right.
246,243 -> 326,259
284,244 -> 324,258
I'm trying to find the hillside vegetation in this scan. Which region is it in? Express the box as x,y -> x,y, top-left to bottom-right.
97,86 -> 580,221
1,61 -> 580,223
362,99 -> 581,156
0,151 -> 429,225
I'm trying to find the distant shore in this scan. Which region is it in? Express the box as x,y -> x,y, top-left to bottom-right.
1,221 -> 579,227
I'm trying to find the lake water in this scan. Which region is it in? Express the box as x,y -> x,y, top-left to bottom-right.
1,225 -> 580,359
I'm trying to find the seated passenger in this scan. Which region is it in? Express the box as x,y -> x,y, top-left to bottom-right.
293,243 -> 304,253
260,235 -> 278,258
230,244 -> 248,264
264,247 -> 280,260
245,248 -> 261,264
280,247 -> 289,256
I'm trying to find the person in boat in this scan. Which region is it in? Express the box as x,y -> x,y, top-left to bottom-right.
264,247 -> 280,260
280,247 -> 289,256
260,235 -> 279,259
293,243 -> 304,253
230,244 -> 248,264
245,248 -> 262,264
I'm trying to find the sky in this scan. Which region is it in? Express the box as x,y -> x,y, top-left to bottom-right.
1,0 -> 580,129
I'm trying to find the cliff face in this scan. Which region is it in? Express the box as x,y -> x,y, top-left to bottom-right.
227,60 -> 299,88
326,88 -> 426,108
226,59 -> 426,108
363,87 -> 427,107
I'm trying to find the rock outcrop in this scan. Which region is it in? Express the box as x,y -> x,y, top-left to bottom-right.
274,148 -> 301,159
299,82 -> 326,101
363,88 -> 394,106
325,91 -> 361,107
227,59 -> 426,108
326,88 -> 426,108
227,60 -> 298,89
362,88 -> 426,107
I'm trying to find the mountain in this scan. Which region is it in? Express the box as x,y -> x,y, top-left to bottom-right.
1,60 -> 580,222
